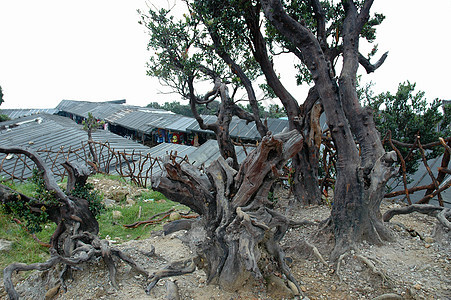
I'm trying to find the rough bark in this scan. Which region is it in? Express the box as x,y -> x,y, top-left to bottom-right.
243,4 -> 321,205
260,0 -> 396,260
152,130 -> 304,294
188,76 -> 239,170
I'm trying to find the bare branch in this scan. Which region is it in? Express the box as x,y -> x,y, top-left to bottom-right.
358,51 -> 388,73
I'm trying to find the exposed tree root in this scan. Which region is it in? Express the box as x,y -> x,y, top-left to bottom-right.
335,252 -> 348,283
372,293 -> 403,300
355,254 -> 388,284
151,131 -> 305,296
0,147 -> 151,299
304,240 -> 329,267
3,233 -> 148,300
384,204 -> 451,230
145,258 -> 197,294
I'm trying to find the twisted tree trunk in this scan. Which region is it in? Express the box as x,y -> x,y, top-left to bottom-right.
152,130 -> 304,294
260,0 -> 397,260
0,147 -> 146,299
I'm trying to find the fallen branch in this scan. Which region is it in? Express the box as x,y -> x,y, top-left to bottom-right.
123,208 -> 199,229
123,208 -> 175,228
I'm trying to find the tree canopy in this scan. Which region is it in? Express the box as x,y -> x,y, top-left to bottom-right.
361,81 -> 451,177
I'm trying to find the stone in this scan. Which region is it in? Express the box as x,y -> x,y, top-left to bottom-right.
0,239 -> 13,252
424,237 -> 435,244
103,198 -> 116,208
44,284 -> 60,300
111,190 -> 127,202
126,198 -> 136,206
413,283 -> 421,290
169,212 -> 181,221
112,210 -> 123,219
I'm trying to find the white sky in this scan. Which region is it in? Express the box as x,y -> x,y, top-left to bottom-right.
0,0 -> 450,109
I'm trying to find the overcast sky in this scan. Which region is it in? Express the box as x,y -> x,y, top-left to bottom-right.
0,0 -> 450,110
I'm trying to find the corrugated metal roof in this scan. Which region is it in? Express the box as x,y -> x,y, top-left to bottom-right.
0,113 -> 153,179
186,115 -> 289,140
111,111 -> 195,134
187,139 -> 248,167
0,108 -> 58,120
56,100 -> 171,122
0,113 -> 246,183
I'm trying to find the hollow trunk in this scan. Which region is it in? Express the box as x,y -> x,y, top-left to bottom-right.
152,130 -> 304,293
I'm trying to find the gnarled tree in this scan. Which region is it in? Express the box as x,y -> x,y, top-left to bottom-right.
144,0 -> 397,261
0,147 -> 147,300
259,0 -> 396,260
151,130 -> 305,294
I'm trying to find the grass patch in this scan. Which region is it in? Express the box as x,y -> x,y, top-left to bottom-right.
0,175 -> 188,279
97,198 -> 187,243
0,214 -> 55,278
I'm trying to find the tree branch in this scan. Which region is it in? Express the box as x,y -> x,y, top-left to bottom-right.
0,146 -> 74,209
358,51 -> 388,73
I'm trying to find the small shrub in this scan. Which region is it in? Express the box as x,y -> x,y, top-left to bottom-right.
70,182 -> 105,217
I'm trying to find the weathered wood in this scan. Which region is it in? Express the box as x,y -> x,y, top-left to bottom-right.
0,147 -> 146,298
152,130 -> 305,294
62,161 -> 93,193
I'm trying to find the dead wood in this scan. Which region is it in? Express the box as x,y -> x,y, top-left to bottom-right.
0,146 -> 148,299
151,130 -> 306,294
383,204 -> 451,230
145,258 -> 196,294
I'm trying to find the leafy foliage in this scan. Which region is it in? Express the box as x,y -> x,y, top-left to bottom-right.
70,182 -> 104,217
0,85 -> 4,106
1,170 -> 59,233
82,112 -> 105,133
140,2 -> 263,104
265,0 -> 385,86
361,81 -> 450,176
147,100 -> 220,116
0,85 -> 10,122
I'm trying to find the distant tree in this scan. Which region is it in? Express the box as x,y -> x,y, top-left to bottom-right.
0,85 -> 4,106
148,100 -> 220,117
361,81 -> 450,177
147,102 -> 162,109
82,112 -> 104,168
0,85 -> 10,122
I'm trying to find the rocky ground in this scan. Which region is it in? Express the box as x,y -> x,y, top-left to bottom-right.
1,183 -> 450,300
